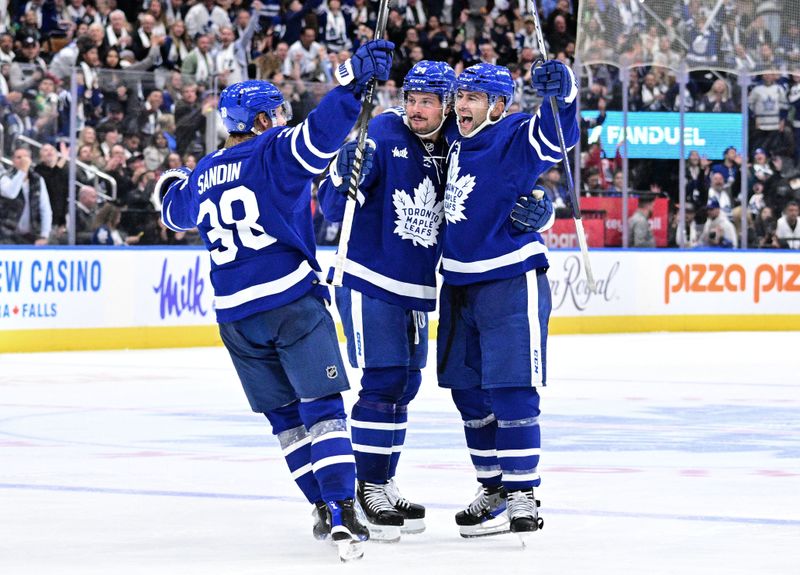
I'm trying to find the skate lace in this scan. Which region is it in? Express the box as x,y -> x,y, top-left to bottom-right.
465,487 -> 490,516
506,490 -> 537,520
362,483 -> 396,513
384,479 -> 411,510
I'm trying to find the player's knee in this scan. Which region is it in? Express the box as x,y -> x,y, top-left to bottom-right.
489,387 -> 540,422
297,393 -> 348,429
451,387 -> 492,421
264,400 -> 303,435
398,369 -> 422,406
359,366 -> 408,403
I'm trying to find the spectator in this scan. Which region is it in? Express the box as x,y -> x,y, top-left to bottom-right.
697,79 -> 737,113
9,36 -> 47,94
34,142 -> 69,230
754,205 -> 780,248
185,0 -> 231,39
0,146 -> 52,245
255,40 -> 289,80
789,73 -> 800,167
700,198 -> 737,248
214,15 -> 260,87
640,71 -> 667,112
685,150 -> 710,210
776,200 -> 800,249
105,9 -> 132,52
165,19 -> 191,70
0,32 -> 16,64
74,184 -> 100,244
711,146 -> 742,192
537,164 -> 570,212
748,73 -> 788,155
92,202 -> 141,245
319,0 -> 352,53
630,195 -> 656,248
181,33 -> 215,84
146,0 -> 169,37
421,15 -> 451,62
143,131 -> 170,171
606,168 -> 625,196
707,171 -> 734,220
137,89 -> 165,136
287,26 -> 326,82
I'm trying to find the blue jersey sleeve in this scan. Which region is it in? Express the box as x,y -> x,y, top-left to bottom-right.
317,113 -> 386,222
520,98 -> 579,168
160,172 -> 197,232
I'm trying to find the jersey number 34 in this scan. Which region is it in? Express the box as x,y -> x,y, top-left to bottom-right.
197,185 -> 276,265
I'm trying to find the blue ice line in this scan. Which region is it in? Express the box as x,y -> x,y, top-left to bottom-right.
1,483 -> 797,527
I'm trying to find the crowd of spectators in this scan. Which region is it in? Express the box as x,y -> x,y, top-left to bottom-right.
0,0 -> 798,249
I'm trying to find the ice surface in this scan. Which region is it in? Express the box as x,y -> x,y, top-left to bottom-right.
1,332 -> 798,574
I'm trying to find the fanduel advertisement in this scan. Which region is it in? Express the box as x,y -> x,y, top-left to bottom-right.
582,111 -> 742,159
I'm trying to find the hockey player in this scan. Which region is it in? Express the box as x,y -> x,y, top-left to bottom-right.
438,61 -> 579,539
317,60 -> 456,542
155,39 -> 395,562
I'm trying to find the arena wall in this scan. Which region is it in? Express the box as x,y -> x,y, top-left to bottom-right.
1,246 -> 798,353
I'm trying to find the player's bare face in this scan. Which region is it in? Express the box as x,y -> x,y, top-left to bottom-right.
455,90 -> 489,136
404,91 -> 444,135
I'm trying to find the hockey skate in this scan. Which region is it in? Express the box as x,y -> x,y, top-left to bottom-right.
506,488 -> 543,547
355,481 -> 404,543
385,478 -> 426,534
312,501 -> 331,540
327,499 -> 369,562
455,485 -> 510,538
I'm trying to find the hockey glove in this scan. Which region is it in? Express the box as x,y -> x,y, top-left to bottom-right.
153,166 -> 191,210
329,139 -> 376,196
335,39 -> 395,97
510,187 -> 555,233
532,60 -> 578,108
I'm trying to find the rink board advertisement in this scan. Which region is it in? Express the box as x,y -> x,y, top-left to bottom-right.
1,247 -> 798,352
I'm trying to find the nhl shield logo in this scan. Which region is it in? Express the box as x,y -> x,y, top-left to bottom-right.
326,365 -> 338,379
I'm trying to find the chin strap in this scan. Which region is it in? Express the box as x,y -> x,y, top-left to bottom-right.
459,98 -> 506,138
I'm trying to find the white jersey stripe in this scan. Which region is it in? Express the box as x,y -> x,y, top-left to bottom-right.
214,261 -> 314,309
534,109 -> 562,153
352,443 -> 394,455
442,241 -> 548,275
528,115 -> 561,163
311,430 -> 351,445
282,434 -> 312,456
290,124 -> 326,174
497,447 -> 541,458
350,420 -> 405,431
476,469 -> 502,479
312,454 -> 355,472
502,471 -> 541,483
343,259 -> 437,300
302,121 -> 338,159
526,268 -> 544,387
290,462 -> 313,480
468,448 -> 498,457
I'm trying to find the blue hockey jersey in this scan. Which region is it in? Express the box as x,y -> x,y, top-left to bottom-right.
318,108 -> 448,312
161,86 -> 361,323
442,99 -> 579,285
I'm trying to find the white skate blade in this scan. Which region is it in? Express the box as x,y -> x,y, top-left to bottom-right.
459,515 -> 511,538
336,539 -> 364,562
516,531 -> 534,548
365,522 -> 401,543
400,518 -> 426,534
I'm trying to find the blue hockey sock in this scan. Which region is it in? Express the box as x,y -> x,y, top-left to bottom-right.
451,388 -> 502,488
490,387 -> 542,490
351,367 -> 406,483
265,402 -> 322,504
388,369 -> 422,479
298,394 -> 356,502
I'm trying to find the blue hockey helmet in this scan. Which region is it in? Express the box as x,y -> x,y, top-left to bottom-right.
218,80 -> 292,134
402,60 -> 456,104
455,63 -> 515,106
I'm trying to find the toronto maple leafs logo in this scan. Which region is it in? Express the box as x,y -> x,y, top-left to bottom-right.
392,176 -> 444,248
444,142 -> 475,224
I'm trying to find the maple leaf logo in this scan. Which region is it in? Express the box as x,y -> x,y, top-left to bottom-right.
392,176 -> 444,248
444,142 -> 475,224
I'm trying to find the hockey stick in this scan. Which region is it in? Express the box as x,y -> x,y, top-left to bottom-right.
528,0 -> 597,292
331,0 -> 392,287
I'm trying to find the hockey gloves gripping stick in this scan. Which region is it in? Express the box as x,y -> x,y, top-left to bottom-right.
531,60 -> 578,108
330,139 -> 376,196
511,186 -> 554,233
335,39 -> 395,98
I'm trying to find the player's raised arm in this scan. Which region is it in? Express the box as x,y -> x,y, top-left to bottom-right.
526,60 -> 579,165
